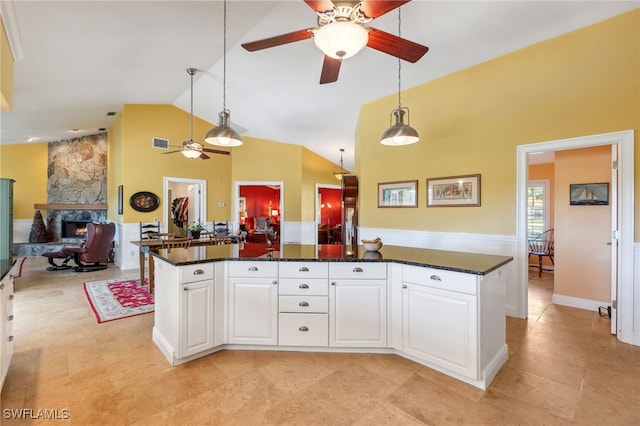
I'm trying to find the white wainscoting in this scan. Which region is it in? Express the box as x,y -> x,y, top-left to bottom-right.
13,219 -> 31,243
634,243 -> 640,346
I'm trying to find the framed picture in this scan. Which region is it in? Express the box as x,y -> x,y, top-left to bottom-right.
238,196 -> 247,214
427,174 -> 481,207
377,180 -> 418,208
129,191 -> 160,212
570,183 -> 609,205
117,185 -> 123,215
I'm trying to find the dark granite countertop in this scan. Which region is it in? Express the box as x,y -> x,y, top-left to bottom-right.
151,243 -> 512,275
1,258 -> 15,281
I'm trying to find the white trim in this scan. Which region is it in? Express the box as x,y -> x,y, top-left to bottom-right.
516,130 -> 634,343
0,1 -> 26,61
551,294 -> 609,313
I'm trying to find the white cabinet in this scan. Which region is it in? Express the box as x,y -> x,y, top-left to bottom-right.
329,262 -> 387,347
228,261 -> 278,345
0,271 -> 14,391
153,261 -> 215,364
278,261 -> 328,347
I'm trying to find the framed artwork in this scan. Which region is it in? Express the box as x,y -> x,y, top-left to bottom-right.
238,197 -> 247,214
129,191 -> 160,212
570,183 -> 609,205
427,174 -> 481,207
117,185 -> 123,215
377,180 -> 418,208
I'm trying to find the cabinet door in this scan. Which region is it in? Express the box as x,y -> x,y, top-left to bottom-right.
329,279 -> 387,347
228,278 -> 278,345
180,280 -> 214,358
403,283 -> 478,379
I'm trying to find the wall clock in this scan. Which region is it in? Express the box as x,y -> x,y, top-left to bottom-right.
129,191 -> 160,213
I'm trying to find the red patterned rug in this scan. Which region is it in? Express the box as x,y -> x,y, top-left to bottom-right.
83,278 -> 154,323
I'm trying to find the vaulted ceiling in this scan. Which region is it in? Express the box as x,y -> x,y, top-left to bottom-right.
1,1 -> 637,170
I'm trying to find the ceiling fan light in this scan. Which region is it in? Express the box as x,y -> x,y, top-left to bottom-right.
205,110 -> 243,147
182,148 -> 202,159
313,22 -> 368,60
380,108 -> 420,146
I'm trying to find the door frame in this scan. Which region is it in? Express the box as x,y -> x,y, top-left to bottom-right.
163,177 -> 207,233
516,130 -> 634,343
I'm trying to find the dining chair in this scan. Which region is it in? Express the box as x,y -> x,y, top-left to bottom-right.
161,237 -> 192,249
528,228 -> 554,277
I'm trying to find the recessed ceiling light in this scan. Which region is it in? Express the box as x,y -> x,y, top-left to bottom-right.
69,129 -> 81,133
27,137 -> 40,142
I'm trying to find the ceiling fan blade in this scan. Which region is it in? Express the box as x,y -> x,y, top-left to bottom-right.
162,150 -> 183,154
201,148 -> 231,156
359,0 -> 411,19
304,0 -> 335,13
366,27 -> 429,63
320,55 -> 341,84
199,152 -> 210,160
242,28 -> 315,52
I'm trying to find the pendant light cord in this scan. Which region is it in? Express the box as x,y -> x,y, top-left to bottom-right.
397,7 -> 402,110
189,69 -> 194,141
222,0 -> 227,112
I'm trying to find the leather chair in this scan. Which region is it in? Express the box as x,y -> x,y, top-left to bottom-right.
62,222 -> 116,272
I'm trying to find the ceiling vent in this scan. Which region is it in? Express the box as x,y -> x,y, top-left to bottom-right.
152,137 -> 169,150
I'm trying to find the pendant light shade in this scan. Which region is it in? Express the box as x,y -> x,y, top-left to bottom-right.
380,107 -> 419,146
205,110 -> 242,146
380,7 -> 420,146
205,0 -> 242,147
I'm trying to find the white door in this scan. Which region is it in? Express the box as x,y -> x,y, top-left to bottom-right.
610,145 -> 619,334
180,280 -> 214,357
228,278 -> 278,345
187,184 -> 201,224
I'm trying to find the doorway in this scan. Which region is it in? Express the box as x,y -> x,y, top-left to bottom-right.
163,177 -> 207,236
235,181 -> 283,243
316,183 -> 341,245
516,130 -> 634,343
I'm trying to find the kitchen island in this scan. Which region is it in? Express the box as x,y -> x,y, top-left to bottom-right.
151,243 -> 512,389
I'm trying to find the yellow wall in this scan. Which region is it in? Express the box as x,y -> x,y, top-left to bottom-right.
555,146 -> 611,302
356,9 -> 639,238
0,17 -> 14,111
0,142 -> 48,219
301,148 -> 345,222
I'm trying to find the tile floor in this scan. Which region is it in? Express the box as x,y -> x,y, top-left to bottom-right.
1,257 -> 639,425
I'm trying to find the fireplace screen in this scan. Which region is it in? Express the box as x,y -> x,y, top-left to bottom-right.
62,220 -> 92,239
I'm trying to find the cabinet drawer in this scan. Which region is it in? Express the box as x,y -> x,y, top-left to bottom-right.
179,263 -> 214,284
279,262 -> 328,279
279,278 -> 328,296
279,313 -> 328,347
279,296 -> 328,313
329,262 -> 387,279
403,265 -> 478,295
228,261 -> 278,278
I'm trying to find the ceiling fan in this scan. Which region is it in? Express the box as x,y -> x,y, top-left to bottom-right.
164,68 -> 231,159
241,0 -> 429,84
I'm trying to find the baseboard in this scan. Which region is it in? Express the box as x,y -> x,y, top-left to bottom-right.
552,293 -> 608,312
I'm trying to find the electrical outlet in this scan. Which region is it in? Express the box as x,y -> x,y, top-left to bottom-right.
153,217 -> 158,223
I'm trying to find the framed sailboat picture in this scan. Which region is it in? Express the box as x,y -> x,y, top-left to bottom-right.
570,183 -> 609,205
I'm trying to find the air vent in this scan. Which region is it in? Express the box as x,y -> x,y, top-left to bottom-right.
152,137 -> 169,150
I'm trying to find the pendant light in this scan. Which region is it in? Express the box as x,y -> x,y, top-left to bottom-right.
182,68 -> 203,159
205,0 -> 242,147
333,148 -> 351,181
380,7 -> 420,146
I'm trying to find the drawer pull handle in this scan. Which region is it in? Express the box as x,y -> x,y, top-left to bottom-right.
193,269 -> 205,275
298,266 -> 309,272
353,267 -> 363,273
8,315 -> 13,321
430,275 -> 442,281
9,294 -> 14,300
299,283 -> 309,289
299,301 -> 309,307
248,266 -> 259,272
298,326 -> 309,332
0,283 -> 4,290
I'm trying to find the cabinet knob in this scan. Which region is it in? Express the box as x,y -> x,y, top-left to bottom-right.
193,269 -> 205,275
298,326 -> 309,332
272,280 -> 278,285
298,266 -> 309,272
8,335 -> 13,342
8,315 -> 13,321
331,282 -> 336,286
402,284 -> 407,289
183,287 -> 188,291
299,283 -> 309,289
353,267 -> 363,273
299,301 -> 309,307
249,266 -> 258,272
9,294 -> 13,300
0,283 -> 4,290
430,275 -> 442,281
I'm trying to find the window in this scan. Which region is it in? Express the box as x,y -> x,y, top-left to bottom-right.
527,179 -> 550,238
